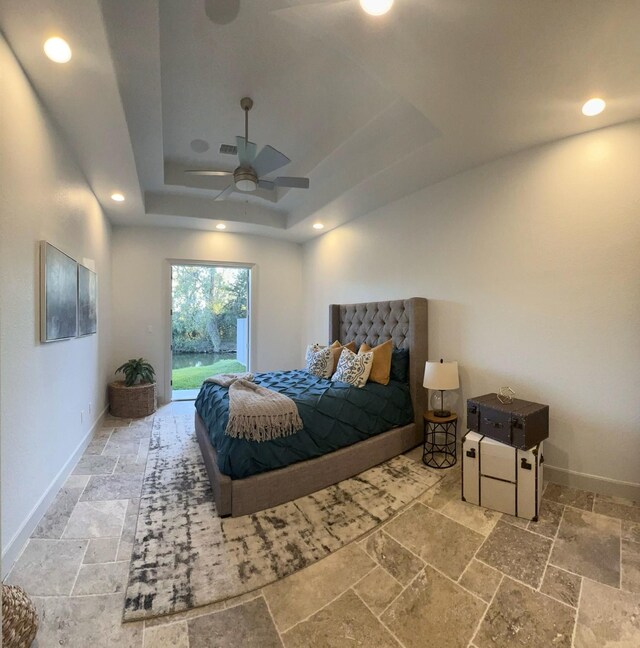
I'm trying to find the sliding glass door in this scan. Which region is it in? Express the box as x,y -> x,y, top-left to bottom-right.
171,263 -> 250,401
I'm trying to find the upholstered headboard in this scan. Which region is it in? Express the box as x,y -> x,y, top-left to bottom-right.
329,298 -> 428,427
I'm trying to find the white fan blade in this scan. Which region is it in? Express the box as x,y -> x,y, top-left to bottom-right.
214,184 -> 235,201
252,145 -> 290,177
184,169 -> 233,176
236,136 -> 257,167
258,180 -> 275,191
276,176 -> 309,189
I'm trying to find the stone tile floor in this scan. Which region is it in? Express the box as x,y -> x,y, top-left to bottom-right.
4,400 -> 640,647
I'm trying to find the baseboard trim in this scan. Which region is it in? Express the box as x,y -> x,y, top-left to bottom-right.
1,405 -> 109,578
545,464 -> 640,500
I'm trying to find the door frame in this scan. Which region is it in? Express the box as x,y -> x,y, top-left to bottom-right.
164,258 -> 256,403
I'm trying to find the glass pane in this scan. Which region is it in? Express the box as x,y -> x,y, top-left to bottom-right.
171,265 -> 249,399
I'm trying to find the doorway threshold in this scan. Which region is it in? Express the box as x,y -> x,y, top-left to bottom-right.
172,389 -> 200,401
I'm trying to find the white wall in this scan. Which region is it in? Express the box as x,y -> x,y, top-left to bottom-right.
110,226 -> 303,400
0,35 -> 112,570
303,121 -> 640,492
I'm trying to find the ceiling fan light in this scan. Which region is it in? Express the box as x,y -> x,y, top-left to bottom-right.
234,167 -> 258,192
235,178 -> 257,192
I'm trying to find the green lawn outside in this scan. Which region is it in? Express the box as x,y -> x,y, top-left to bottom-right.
172,359 -> 246,390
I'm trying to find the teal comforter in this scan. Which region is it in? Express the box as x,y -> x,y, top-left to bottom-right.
194,369 -> 413,479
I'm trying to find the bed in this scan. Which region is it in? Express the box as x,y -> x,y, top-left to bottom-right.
194,297 -> 428,516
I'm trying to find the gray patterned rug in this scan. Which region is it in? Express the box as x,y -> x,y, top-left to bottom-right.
123,415 -> 442,621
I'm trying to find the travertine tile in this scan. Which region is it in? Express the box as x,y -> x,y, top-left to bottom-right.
84,436 -> 110,455
31,486 -> 83,538
381,565 -> 484,648
475,577 -> 575,648
385,503 -> 483,579
114,454 -> 147,474
263,542 -> 374,632
459,559 -> 502,602
543,483 -> 594,511
419,469 -> 461,510
499,513 -> 529,529
117,539 -> 134,562
73,454 -> 118,475
102,438 -> 142,457
65,474 -> 90,489
83,537 -> 119,564
62,500 -> 127,538
284,589 -> 400,648
81,473 -> 144,501
72,561 -> 130,595
527,498 -> 564,538
363,530 -> 424,585
144,599 -> 228,629
441,498 -> 501,535
7,539 -> 87,596
126,498 -> 141,517
476,521 -> 552,588
120,512 -> 139,544
103,415 -> 132,426
188,597 -> 281,648
593,497 -> 640,524
111,425 -> 152,441
540,565 -> 581,607
622,520 -> 640,543
32,593 -> 143,647
621,539 -> 640,593
143,621 -> 189,648
574,579 -> 640,647
353,566 -> 403,615
595,493 -> 640,508
550,507 -> 620,587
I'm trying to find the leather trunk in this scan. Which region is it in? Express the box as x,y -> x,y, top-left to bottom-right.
466,393 -> 549,450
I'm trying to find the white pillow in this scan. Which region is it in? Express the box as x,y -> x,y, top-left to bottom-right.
305,344 -> 333,378
332,348 -> 374,388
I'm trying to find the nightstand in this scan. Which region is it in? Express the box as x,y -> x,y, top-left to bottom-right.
423,411 -> 457,469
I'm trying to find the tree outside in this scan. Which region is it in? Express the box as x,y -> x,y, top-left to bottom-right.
171,265 -> 249,391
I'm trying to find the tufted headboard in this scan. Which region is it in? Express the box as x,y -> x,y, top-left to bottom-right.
329,298 -> 428,427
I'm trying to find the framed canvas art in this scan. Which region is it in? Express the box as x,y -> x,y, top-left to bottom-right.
40,241 -> 78,342
77,264 -> 97,336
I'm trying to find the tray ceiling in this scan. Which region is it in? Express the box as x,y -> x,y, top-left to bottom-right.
3,0 -> 640,241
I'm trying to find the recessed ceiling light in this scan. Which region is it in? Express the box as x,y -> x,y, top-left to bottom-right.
216,223 -> 226,230
582,98 -> 606,116
43,37 -> 72,63
360,0 -> 394,16
313,223 -> 324,230
110,193 -> 125,202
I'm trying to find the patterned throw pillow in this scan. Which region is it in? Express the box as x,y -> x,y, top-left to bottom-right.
332,348 -> 374,388
305,344 -> 333,378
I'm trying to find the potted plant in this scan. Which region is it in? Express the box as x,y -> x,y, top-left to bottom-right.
108,358 -> 157,418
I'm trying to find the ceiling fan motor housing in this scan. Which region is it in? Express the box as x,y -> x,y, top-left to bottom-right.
234,166 -> 258,192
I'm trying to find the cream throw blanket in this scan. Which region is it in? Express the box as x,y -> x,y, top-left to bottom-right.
205,373 -> 303,442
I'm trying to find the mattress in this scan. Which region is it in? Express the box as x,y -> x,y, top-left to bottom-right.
194,369 -> 413,479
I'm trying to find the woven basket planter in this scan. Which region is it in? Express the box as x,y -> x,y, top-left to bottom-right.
2,584 -> 38,648
108,381 -> 157,418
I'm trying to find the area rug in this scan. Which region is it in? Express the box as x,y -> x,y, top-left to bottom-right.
123,415 -> 442,621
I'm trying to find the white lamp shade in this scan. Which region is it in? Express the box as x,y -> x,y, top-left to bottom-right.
423,361 -> 459,390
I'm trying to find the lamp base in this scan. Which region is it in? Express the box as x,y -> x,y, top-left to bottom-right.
433,409 -> 451,418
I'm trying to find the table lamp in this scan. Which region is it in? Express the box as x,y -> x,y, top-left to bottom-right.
423,359 -> 459,418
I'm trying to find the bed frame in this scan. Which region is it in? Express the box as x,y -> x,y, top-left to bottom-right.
195,298 -> 428,517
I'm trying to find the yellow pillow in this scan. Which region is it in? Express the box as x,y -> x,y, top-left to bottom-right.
330,340 -> 356,373
359,339 -> 393,385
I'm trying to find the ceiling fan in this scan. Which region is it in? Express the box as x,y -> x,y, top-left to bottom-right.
184,97 -> 310,201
